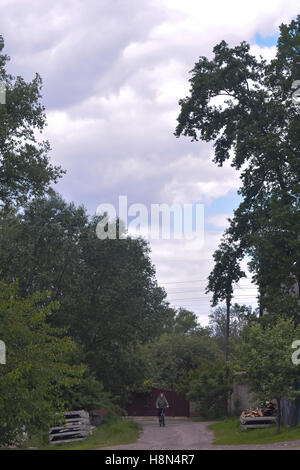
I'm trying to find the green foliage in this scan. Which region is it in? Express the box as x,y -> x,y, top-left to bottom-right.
101,411 -> 122,426
0,193 -> 170,404
175,19 -> 300,190
138,312 -> 221,390
206,238 -> 246,360
206,239 -> 246,307
176,359 -> 233,419
0,279 -> 85,446
61,372 -> 117,413
234,196 -> 300,319
176,15 -> 300,318
209,303 -> 259,355
0,36 -> 63,206
233,317 -> 300,433
172,308 -> 202,334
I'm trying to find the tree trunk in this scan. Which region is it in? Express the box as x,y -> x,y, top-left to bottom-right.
224,394 -> 228,417
225,297 -> 230,361
276,398 -> 281,434
224,298 -> 231,415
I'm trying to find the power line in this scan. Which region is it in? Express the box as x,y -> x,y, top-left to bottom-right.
166,287 -> 258,293
170,295 -> 256,302
160,280 -> 257,286
160,279 -> 208,285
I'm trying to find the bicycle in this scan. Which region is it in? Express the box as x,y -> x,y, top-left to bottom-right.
158,407 -> 166,427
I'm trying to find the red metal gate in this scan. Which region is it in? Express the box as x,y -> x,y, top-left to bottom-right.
126,388 -> 190,417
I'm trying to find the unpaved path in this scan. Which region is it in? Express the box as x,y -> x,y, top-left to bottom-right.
98,418 -> 300,450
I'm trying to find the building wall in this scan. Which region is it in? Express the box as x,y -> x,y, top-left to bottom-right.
228,379 -> 256,416
280,397 -> 299,426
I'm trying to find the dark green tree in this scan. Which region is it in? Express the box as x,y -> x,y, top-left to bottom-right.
209,303 -> 258,354
176,359 -> 233,419
173,307 -> 202,334
0,193 -> 170,403
228,194 -> 300,318
139,315 -> 220,390
175,15 -> 300,318
175,19 -> 300,200
0,279 -> 85,446
0,36 -> 63,207
206,238 -> 246,360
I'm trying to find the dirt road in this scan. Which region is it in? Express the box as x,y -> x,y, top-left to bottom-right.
99,418 -> 300,450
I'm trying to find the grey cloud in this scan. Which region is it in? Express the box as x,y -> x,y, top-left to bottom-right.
1,0 -> 165,109
1,0 -> 297,321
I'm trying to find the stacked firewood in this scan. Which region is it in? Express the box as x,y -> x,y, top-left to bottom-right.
241,401 -> 277,418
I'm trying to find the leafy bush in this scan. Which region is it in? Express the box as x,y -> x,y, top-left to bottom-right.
177,359 -> 233,419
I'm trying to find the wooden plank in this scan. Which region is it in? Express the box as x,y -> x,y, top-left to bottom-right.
49,432 -> 90,441
50,438 -> 86,445
240,416 -> 276,423
49,409 -> 93,445
50,424 -> 91,432
240,424 -> 274,429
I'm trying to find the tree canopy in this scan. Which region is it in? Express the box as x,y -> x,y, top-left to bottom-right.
0,279 -> 84,446
0,36 -> 63,207
176,15 -> 300,318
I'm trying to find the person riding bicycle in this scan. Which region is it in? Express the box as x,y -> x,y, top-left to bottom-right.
156,392 -> 169,425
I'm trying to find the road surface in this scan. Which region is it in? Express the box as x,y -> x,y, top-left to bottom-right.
99,418 -> 300,450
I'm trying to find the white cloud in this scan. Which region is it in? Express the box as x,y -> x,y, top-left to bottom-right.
207,213 -> 232,229
1,0 -> 297,321
150,230 -> 258,325
250,44 -> 277,62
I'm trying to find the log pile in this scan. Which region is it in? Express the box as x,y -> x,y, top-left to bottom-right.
49,410 -> 95,445
240,401 -> 277,430
241,401 -> 277,418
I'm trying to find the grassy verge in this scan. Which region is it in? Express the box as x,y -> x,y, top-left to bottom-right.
22,418 -> 141,450
210,418 -> 300,445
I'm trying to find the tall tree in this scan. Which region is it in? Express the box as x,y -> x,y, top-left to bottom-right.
0,193 -> 170,402
0,36 -> 63,207
175,19 -> 300,199
206,238 -> 245,361
175,15 -> 300,316
0,279 -> 85,446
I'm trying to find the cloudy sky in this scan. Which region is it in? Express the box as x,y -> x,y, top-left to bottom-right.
1,0 -> 299,324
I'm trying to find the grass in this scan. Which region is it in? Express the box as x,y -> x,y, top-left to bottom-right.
21,418 -> 141,450
210,418 -> 300,445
